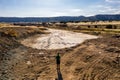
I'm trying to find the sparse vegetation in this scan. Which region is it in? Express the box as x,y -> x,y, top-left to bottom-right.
0,25 -> 47,53
4,29 -> 18,37
106,25 -> 113,29
46,21 -> 120,36
0,22 -> 120,80
0,26 -> 47,39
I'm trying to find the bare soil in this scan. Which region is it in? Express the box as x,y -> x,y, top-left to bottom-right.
0,26 -> 120,80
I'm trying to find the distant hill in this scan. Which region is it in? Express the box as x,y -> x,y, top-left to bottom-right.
0,14 -> 120,22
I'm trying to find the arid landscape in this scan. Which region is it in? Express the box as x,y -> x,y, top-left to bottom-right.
0,22 -> 120,80
0,0 -> 120,80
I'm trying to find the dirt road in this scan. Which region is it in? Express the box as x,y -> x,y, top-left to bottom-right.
21,29 -> 98,49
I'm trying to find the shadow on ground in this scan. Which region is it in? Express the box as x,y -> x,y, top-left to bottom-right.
56,70 -> 63,80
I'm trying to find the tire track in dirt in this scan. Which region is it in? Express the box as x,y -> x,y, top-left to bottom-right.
79,51 -> 106,80
61,45 -> 88,80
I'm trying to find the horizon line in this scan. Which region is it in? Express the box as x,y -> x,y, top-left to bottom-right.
0,14 -> 120,18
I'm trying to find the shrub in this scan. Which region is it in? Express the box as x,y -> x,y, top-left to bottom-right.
95,25 -> 98,28
4,29 -> 18,37
106,25 -> 113,29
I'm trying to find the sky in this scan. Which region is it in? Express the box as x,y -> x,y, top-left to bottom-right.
0,0 -> 120,17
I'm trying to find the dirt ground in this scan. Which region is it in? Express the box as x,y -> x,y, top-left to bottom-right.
37,36 -> 120,80
0,26 -> 120,80
21,29 -> 97,49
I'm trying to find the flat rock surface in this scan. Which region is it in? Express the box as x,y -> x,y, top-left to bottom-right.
21,29 -> 98,49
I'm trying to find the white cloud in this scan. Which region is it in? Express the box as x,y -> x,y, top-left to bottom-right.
0,0 -> 119,17
94,5 -> 120,14
105,0 -> 120,3
33,8 -> 84,17
1,8 -> 84,17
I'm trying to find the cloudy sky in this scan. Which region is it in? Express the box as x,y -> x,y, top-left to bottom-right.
0,0 -> 120,17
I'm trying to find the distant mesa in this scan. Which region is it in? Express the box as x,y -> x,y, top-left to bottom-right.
0,14 -> 120,22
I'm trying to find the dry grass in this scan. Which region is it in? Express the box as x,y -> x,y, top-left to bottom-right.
0,25 -> 47,54
48,21 -> 120,36
67,21 -> 120,26
0,26 -> 47,38
0,23 -> 13,28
